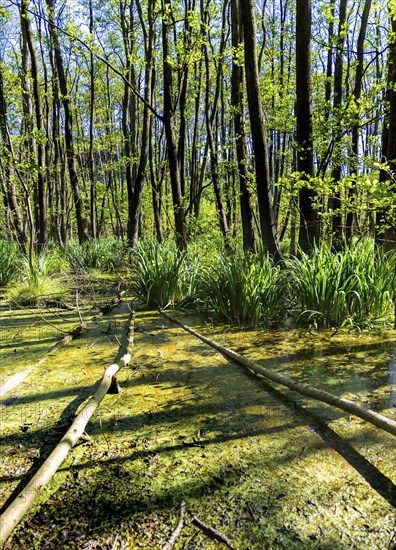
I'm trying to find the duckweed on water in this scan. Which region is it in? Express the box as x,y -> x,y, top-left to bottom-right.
0,305 -> 396,548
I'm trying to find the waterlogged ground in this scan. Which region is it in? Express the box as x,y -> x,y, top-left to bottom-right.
0,299 -> 396,549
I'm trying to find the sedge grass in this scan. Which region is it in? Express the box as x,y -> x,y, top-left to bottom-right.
203,253 -> 289,326
288,241 -> 394,328
0,239 -> 22,286
129,241 -> 203,308
6,252 -> 68,306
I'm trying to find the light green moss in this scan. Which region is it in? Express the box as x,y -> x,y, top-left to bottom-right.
1,306 -> 395,548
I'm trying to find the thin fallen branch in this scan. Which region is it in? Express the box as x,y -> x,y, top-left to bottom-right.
161,312 -> 396,438
0,369 -> 33,398
191,516 -> 236,549
37,322 -> 88,362
0,292 -> 125,397
0,311 -> 135,548
162,501 -> 186,550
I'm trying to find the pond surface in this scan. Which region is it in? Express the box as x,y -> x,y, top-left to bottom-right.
0,305 -> 395,548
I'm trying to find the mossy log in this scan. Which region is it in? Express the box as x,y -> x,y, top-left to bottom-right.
161,312 -> 396,438
0,311 -> 135,548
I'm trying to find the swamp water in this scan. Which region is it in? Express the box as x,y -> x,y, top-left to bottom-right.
0,303 -> 395,548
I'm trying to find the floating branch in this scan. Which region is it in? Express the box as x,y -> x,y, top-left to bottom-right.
161,312 -> 396,438
0,311 -> 135,548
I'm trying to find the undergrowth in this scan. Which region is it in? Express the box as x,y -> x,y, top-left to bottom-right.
6,252 -> 68,306
2,237 -> 395,329
0,239 -> 22,286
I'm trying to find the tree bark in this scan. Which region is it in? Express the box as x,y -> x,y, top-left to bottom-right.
46,0 -> 89,244
21,0 -> 48,249
296,0 -> 319,252
231,0 -> 257,253
0,62 -> 26,244
127,0 -> 155,246
347,0 -> 372,241
330,0 -> 348,247
240,0 -> 281,261
162,0 -> 187,250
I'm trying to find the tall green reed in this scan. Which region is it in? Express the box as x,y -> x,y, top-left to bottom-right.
0,239 -> 22,286
203,253 -> 288,326
129,240 -> 202,308
287,241 -> 394,328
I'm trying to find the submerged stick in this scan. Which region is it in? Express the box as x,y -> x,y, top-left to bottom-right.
161,312 -> 396,438
37,290 -> 125,363
0,311 -> 135,548
162,501 -> 186,550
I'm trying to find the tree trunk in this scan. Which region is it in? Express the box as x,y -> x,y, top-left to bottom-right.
231,0 -> 257,253
46,0 -> 89,244
128,0 -> 155,246
162,0 -> 187,250
296,0 -> 319,252
376,11 -> 396,249
330,0 -> 348,247
240,0 -> 281,261
347,0 -> 372,241
21,0 -> 48,249
0,66 -> 26,244
202,1 -> 230,251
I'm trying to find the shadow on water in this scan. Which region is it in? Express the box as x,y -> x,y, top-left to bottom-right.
247,373 -> 396,509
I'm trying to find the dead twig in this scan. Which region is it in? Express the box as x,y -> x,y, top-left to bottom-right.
162,501 -> 186,550
191,516 -> 236,549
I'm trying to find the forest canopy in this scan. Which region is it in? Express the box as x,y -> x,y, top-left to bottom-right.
1,0 -> 396,254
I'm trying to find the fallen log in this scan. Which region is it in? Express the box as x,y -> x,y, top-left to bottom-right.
161,312 -> 396,438
0,292 -> 125,398
0,311 -> 135,548
0,369 -> 33,398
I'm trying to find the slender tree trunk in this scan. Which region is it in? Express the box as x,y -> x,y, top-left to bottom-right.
296,0 -> 319,252
162,0 -> 187,250
347,0 -> 372,241
0,62 -> 27,244
231,0 -> 257,253
330,0 -> 348,246
240,0 -> 281,260
376,11 -> 396,249
128,0 -> 155,246
21,0 -> 48,249
89,0 -> 97,239
202,1 -> 230,250
46,0 -> 89,244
